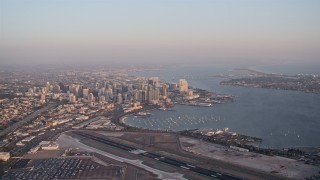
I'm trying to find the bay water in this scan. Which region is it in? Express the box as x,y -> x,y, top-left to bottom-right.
125,63 -> 320,148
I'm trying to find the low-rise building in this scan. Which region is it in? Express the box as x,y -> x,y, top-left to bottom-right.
29,146 -> 40,153
230,146 -> 249,152
41,142 -> 59,150
21,136 -> 36,142
0,152 -> 10,161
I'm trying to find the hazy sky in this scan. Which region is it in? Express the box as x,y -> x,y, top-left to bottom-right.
0,0 -> 319,65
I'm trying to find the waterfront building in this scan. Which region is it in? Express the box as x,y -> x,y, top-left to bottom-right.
147,85 -> 159,104
179,79 -> 188,93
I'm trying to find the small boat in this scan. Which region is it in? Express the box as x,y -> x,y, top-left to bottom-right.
158,107 -> 176,111
134,112 -> 151,118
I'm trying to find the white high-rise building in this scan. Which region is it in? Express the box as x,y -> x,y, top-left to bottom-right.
179,79 -> 188,93
46,82 -> 50,93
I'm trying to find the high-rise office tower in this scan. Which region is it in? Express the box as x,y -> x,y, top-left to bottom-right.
88,93 -> 95,102
99,88 -> 105,96
133,90 -> 139,101
53,85 -> 60,93
40,94 -> 46,102
46,82 -> 50,93
74,85 -> 80,97
148,86 -> 154,103
123,93 -> 128,101
41,87 -> 46,94
154,88 -> 159,101
117,93 -> 123,104
49,85 -> 53,92
83,88 -> 89,99
113,82 -> 117,92
58,83 -> 65,93
69,94 -> 77,103
162,84 -> 167,98
99,96 -> 106,103
170,83 -> 178,91
148,77 -> 159,86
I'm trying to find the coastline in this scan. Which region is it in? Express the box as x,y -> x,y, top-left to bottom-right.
249,62 -> 320,76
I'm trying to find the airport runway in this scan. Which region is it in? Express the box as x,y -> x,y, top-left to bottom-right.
73,131 -> 242,180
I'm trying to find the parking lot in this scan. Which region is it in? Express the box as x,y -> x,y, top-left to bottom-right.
2,157 -> 123,179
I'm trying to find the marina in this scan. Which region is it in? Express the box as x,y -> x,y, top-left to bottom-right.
125,106 -> 224,132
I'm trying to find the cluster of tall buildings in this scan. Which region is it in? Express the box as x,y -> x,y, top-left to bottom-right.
31,77 -> 190,106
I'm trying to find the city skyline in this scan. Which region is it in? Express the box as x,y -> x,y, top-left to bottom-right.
1,1 -> 320,179
1,0 -> 320,65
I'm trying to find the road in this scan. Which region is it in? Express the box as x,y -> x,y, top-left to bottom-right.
0,103 -> 58,138
73,131 -> 242,180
